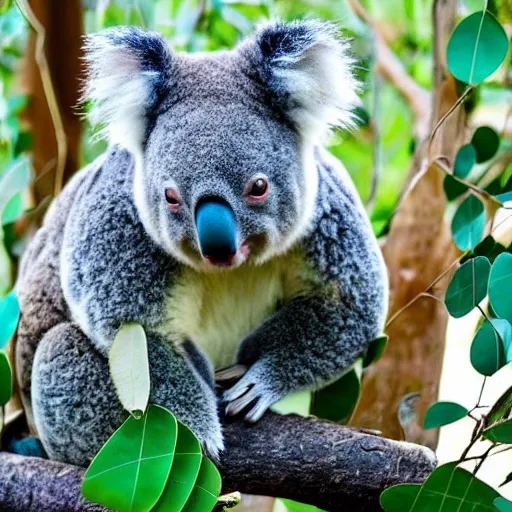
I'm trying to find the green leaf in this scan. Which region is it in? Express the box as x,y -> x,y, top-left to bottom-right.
489,253 -> 512,321
444,256 -> 490,318
423,401 -> 468,429
0,157 -> 30,220
381,462 -> 500,511
451,195 -> 486,251
483,418 -> 512,443
470,319 -> 507,376
447,10 -> 509,84
82,405 -> 177,512
454,144 -> 476,179
495,498 -> 512,512
0,291 -> 19,348
109,323 -> 150,418
181,457 -> 222,512
444,174 -> 469,201
279,498 -> 327,512
310,363 -> 362,424
0,350 -> 12,406
471,126 -> 500,163
153,421 -> 203,512
487,385 -> 512,425
363,335 -> 388,368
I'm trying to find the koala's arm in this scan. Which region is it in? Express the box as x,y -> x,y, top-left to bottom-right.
224,150 -> 389,422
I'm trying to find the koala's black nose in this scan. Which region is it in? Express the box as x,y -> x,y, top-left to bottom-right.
195,198 -> 237,264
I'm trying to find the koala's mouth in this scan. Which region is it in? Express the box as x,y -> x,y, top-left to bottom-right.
204,242 -> 250,268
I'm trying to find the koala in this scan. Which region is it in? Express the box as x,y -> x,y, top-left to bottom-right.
14,19 -> 388,466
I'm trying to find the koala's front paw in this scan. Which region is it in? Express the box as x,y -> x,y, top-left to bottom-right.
194,414 -> 224,463
223,361 -> 281,423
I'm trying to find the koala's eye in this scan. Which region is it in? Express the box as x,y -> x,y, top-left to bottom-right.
165,188 -> 181,210
245,176 -> 269,202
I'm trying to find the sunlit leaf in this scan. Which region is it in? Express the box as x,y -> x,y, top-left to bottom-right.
489,253 -> 512,322
109,323 -> 150,417
495,497 -> 512,511
0,156 -> 30,222
181,457 -> 222,512
0,350 -> 12,406
279,498 -> 327,512
451,195 -> 486,251
453,144 -> 476,179
483,418 -> 512,443
444,256 -> 490,318
447,10 -> 509,84
0,290 -> 20,348
381,462 -> 500,511
82,405 -> 177,512
423,401 -> 468,429
471,126 -> 500,163
363,335 -> 388,367
153,421 -> 203,512
310,362 -> 362,424
470,319 -> 507,376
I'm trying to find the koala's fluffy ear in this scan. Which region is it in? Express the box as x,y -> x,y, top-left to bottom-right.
82,27 -> 173,154
244,20 -> 360,140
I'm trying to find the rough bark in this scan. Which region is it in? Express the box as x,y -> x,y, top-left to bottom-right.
0,413 -> 436,512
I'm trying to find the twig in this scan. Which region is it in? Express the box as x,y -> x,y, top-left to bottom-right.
14,0 -> 68,197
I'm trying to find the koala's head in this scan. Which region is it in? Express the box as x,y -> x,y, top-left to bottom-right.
83,20 -> 358,271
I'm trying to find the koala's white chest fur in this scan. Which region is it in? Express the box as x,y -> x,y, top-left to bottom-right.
163,247 -> 317,369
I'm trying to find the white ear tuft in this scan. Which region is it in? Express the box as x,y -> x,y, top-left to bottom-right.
82,27 -> 173,154
248,20 -> 361,141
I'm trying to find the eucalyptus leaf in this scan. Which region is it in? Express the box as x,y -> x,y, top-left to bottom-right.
279,499 -> 327,512
109,323 -> 150,417
0,291 -> 20,348
381,462 -> 500,511
153,421 -> 203,512
471,126 -> 500,163
181,457 -> 222,512
451,195 -> 486,251
0,350 -> 12,406
443,174 -> 468,201
487,385 -> 512,425
0,156 -> 30,218
311,362 -> 362,424
447,10 -> 509,84
82,405 -> 177,512
470,319 -> 506,376
453,144 -> 476,179
363,335 -> 388,368
483,418 -> 512,443
489,253 -> 512,321
495,498 -> 512,512
444,256 -> 490,318
423,401 -> 468,429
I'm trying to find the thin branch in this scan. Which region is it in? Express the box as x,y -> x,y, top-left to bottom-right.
14,0 -> 68,197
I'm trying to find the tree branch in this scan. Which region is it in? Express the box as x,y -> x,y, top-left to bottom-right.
0,413 -> 436,512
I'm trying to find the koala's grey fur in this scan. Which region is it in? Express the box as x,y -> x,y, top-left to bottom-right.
15,20 -> 388,465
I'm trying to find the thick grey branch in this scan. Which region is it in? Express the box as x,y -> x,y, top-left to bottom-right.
0,413 -> 436,512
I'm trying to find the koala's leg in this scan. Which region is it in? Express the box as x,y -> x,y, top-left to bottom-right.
32,323 -> 223,466
223,294 -> 374,423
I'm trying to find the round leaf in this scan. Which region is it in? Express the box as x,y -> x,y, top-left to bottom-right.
471,126 -> 500,163
0,350 -> 12,406
381,462 -> 499,511
311,365 -> 361,424
495,498 -> 512,512
82,405 -> 177,512
363,335 -> 388,368
470,319 -> 506,376
443,174 -> 468,201
181,457 -> 222,512
447,10 -> 509,84
489,253 -> 512,322
0,291 -> 20,349
453,144 -> 476,179
109,323 -> 150,417
451,195 -> 485,251
423,401 -> 468,429
444,256 -> 490,318
153,421 -> 203,512
483,418 -> 512,443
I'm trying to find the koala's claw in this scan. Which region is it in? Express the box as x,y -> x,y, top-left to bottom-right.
200,426 -> 225,463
